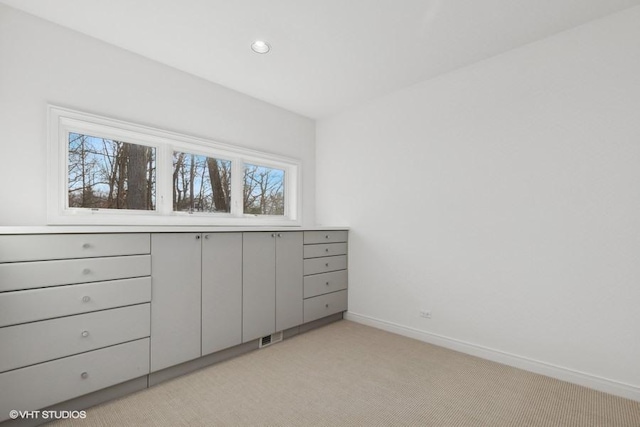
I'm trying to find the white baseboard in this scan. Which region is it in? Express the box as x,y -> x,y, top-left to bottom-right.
344,311 -> 640,402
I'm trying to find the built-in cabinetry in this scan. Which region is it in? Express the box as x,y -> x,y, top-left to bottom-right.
150,232 -> 243,372
303,231 -> 349,323
0,234 -> 151,422
0,228 -> 346,424
201,233 -> 242,355
242,232 -> 303,342
150,233 -> 202,372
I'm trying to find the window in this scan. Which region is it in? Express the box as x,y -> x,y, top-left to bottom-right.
49,106 -> 300,225
68,133 -> 156,211
243,163 -> 285,216
172,151 -> 231,213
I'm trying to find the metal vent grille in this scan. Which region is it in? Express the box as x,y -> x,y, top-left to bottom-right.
259,331 -> 283,348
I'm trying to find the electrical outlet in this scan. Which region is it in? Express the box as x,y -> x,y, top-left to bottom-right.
419,310 -> 432,319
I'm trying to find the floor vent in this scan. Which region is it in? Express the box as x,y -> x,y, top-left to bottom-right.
259,331 -> 283,348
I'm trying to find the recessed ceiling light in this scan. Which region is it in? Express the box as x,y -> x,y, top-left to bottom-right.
251,40 -> 271,54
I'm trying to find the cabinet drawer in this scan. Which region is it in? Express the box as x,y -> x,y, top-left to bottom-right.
303,290 -> 348,323
304,255 -> 347,276
0,338 -> 149,421
304,270 -> 348,299
0,304 -> 150,373
0,277 -> 151,327
0,255 -> 150,292
304,230 -> 348,245
0,233 -> 150,263
303,242 -> 347,259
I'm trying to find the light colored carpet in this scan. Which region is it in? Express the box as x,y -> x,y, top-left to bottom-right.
50,320 -> 639,426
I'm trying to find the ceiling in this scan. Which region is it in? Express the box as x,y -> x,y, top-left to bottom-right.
2,0 -> 640,119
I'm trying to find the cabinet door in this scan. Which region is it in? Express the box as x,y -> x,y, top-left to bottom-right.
275,232 -> 303,331
150,233 -> 201,372
242,232 -> 276,342
202,233 -> 242,355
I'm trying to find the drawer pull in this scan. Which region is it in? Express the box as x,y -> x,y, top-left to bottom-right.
82,296 -> 91,303
82,268 -> 91,275
81,372 -> 89,379
325,234 -> 329,239
82,243 -> 91,249
326,281 -> 330,286
325,263 -> 329,267
325,248 -> 329,253
325,304 -> 329,308
81,330 -> 90,338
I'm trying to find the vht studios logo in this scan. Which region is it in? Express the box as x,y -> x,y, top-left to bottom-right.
9,410 -> 87,420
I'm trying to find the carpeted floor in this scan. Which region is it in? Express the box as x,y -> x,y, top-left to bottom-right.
50,320 -> 639,426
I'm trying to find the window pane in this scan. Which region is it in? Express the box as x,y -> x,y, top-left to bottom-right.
173,151 -> 231,213
68,133 -> 156,210
243,163 -> 285,216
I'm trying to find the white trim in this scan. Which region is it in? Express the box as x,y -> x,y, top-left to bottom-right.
48,105 -> 301,226
344,311 -> 640,402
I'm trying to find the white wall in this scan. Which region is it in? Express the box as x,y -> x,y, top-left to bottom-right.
317,7 -> 640,399
0,4 -> 315,226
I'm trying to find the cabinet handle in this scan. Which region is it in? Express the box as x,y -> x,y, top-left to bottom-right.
196,235 -> 201,240
82,268 -> 91,275
81,372 -> 89,379
325,248 -> 329,253
325,234 -> 330,239
82,243 -> 91,249
204,235 -> 210,240
271,233 -> 276,238
325,263 -> 329,267
277,233 -> 282,238
81,330 -> 90,338
325,304 -> 329,308
325,281 -> 330,286
82,296 -> 91,303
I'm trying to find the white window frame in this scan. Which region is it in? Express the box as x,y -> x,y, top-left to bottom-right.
48,105 -> 301,226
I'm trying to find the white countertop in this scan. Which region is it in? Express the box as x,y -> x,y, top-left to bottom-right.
0,225 -> 349,234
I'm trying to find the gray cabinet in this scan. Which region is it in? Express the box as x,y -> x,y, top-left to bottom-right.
0,255 -> 150,293
202,233 -> 243,355
150,233 -> 202,372
303,290 -> 348,323
302,231 -> 348,323
303,230 -> 348,245
242,232 -> 277,342
303,255 -> 348,275
0,233 -> 150,263
242,231 -> 303,342
0,338 -> 149,420
0,229 -> 346,421
152,232 -> 244,364
0,277 -> 150,328
276,232 -> 304,331
0,233 -> 152,422
0,304 -> 150,373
